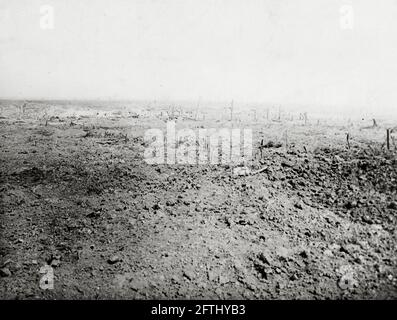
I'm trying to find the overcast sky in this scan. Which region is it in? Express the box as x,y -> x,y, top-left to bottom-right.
0,0 -> 397,116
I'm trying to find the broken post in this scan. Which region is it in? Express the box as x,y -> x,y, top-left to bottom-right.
259,139 -> 264,158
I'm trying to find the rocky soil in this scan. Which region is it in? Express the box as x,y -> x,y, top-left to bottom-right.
0,103 -> 396,299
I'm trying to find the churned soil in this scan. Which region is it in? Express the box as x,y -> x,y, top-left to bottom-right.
1,103 -> 396,299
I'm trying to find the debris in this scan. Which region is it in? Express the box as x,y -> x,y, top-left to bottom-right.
340,245 -> 351,255
299,250 -> 309,259
258,252 -> 272,265
233,166 -> 251,177
290,273 -> 299,281
183,269 -> 195,281
50,259 -> 61,267
251,166 -> 269,176
0,267 -> 11,277
334,155 -> 343,162
361,215 -> 373,224
263,141 -> 282,148
354,255 -> 364,264
107,255 -> 121,264
294,202 -> 303,210
171,275 -> 180,284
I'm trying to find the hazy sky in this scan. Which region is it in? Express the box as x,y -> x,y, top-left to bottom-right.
1,0 -> 397,115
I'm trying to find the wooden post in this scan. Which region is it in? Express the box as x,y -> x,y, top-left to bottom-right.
386,129 -> 390,150
346,133 -> 350,149
285,129 -> 288,150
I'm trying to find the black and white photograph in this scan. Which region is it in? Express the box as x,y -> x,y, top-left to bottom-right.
0,0 -> 397,306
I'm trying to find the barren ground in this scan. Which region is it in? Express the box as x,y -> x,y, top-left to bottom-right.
0,102 -> 396,299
